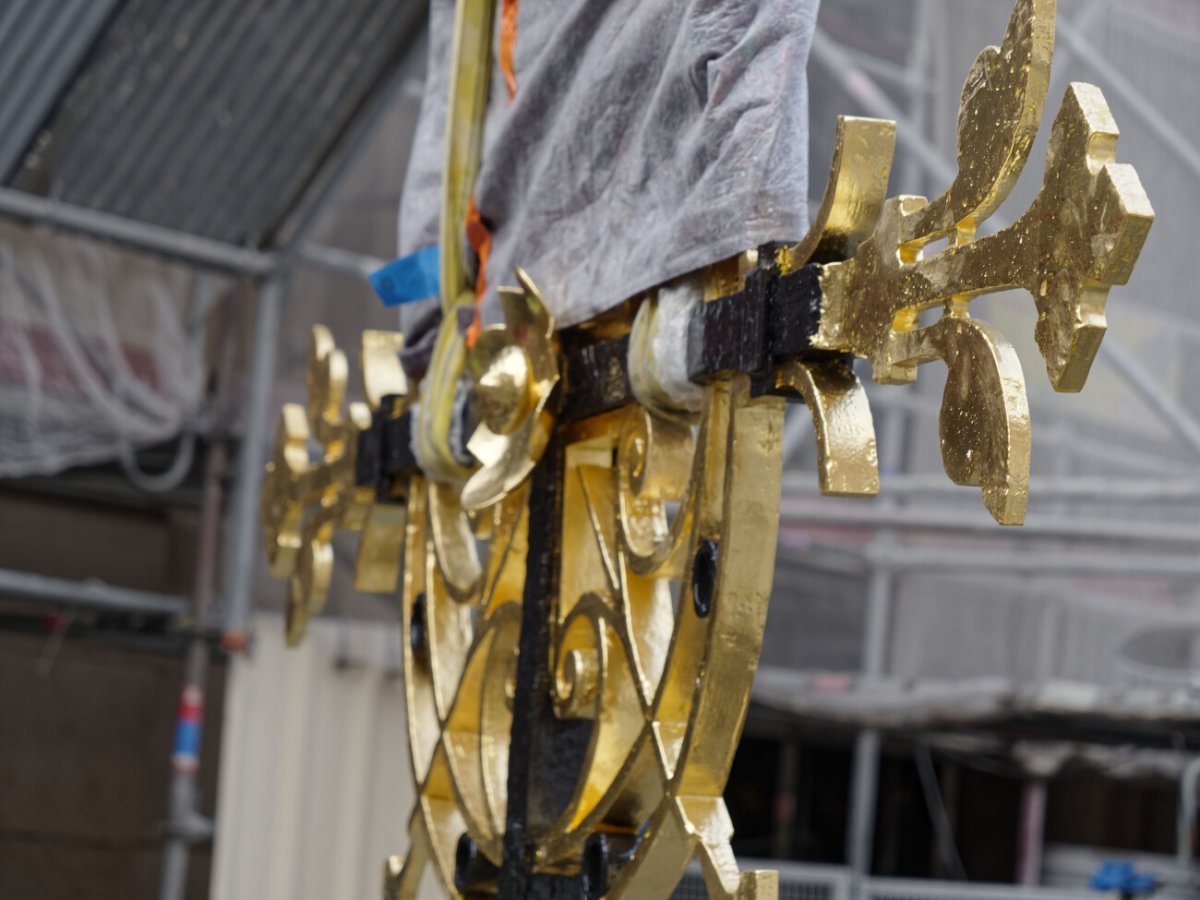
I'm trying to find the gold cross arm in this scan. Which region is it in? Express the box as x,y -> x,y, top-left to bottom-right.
793,0 -> 1153,525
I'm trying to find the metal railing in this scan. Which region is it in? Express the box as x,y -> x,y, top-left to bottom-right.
671,861 -> 1107,900
866,879 -> 1095,900
672,862 -> 850,900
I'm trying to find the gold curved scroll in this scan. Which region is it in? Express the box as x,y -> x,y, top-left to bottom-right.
774,359 -> 879,497
772,114 -> 893,503
780,115 -> 896,272
361,329 -> 409,412
261,403 -> 311,582
616,408 -> 696,579
547,595 -> 647,830
306,324 -> 351,448
892,315 -> 1031,525
441,600 -> 521,845
429,481 -> 484,600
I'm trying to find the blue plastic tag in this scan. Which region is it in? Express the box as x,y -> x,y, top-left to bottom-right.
370,244 -> 440,307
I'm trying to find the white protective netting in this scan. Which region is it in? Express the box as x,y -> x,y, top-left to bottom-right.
0,219 -> 228,479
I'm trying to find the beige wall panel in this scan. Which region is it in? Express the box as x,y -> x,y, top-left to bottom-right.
212,612 -> 421,900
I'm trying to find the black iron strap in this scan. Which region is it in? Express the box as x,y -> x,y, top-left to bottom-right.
355,257 -> 833,495
686,260 -> 828,385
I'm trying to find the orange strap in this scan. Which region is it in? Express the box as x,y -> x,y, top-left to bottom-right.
499,0 -> 519,100
465,197 -> 491,347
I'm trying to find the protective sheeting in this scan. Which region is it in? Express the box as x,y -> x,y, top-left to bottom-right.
0,0 -> 428,478
211,613 -> 428,900
0,222 -> 223,478
888,573 -> 1200,689
398,0 -> 819,328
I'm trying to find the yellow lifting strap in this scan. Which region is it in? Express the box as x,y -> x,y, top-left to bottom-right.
414,0 -> 497,481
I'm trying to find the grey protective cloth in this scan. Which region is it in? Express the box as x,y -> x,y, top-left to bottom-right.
397,0 -> 820,330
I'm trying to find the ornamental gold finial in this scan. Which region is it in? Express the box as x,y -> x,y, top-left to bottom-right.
261,0 -> 1156,895
790,0 -> 1153,524
260,326 -> 409,644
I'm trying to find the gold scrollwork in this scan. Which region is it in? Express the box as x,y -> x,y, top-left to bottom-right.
392,368 -> 786,898
398,471 -> 530,885
774,359 -> 880,498
616,408 -> 696,579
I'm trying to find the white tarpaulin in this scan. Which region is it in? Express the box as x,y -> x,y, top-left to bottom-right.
398,0 -> 820,328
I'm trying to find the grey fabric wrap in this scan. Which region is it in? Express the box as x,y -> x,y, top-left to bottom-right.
397,0 -> 819,330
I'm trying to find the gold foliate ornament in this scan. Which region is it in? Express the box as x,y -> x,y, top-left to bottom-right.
260,326 -> 409,645
790,0 -> 1153,524
462,268 -> 560,512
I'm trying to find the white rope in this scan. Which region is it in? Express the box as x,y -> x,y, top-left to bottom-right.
0,226 -> 228,478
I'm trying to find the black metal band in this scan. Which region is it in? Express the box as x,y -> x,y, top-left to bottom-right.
560,334 -> 633,424
355,256 -> 833,497
355,399 -> 416,502
687,258 -> 829,385
498,429 -> 590,898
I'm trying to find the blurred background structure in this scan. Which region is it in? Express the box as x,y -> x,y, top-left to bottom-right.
0,1 -> 1197,899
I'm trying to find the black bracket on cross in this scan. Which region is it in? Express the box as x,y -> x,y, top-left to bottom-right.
355,398 -> 417,502
686,248 -> 847,395
353,249 -> 839,499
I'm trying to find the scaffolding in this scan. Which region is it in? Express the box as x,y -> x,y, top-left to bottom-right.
786,0 -> 1200,894
0,2 -> 427,897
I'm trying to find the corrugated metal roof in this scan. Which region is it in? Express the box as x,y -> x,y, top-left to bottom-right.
4,0 -> 424,248
0,0 -> 122,179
